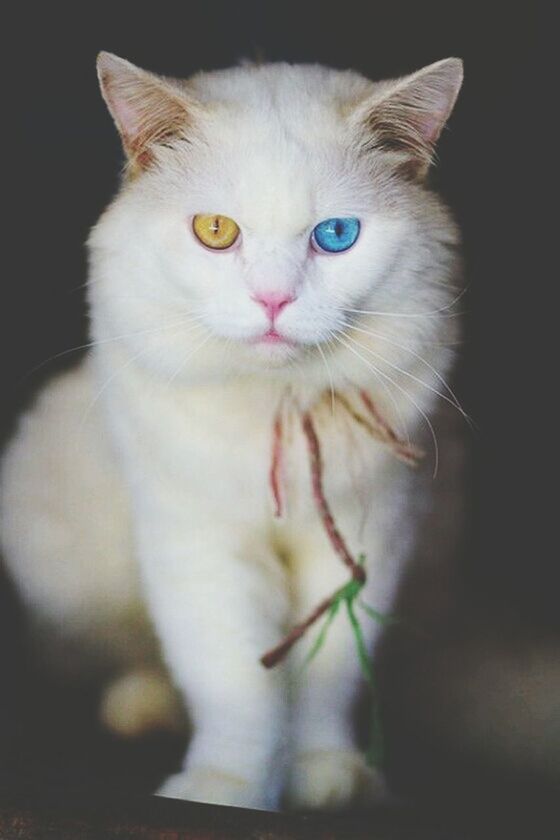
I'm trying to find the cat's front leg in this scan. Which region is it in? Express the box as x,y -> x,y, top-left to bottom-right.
135,515 -> 290,810
285,524 -> 398,810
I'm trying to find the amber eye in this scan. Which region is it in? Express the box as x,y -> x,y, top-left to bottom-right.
192,214 -> 240,250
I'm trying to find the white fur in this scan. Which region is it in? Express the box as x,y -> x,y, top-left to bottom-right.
0,57 -> 462,810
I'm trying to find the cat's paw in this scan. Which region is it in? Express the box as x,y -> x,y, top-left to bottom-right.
285,749 -> 387,811
157,768 -> 267,810
100,669 -> 185,738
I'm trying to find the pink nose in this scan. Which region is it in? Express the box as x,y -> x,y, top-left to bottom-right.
252,292 -> 295,321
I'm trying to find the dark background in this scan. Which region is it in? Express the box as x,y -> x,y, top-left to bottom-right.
2,1 -> 554,832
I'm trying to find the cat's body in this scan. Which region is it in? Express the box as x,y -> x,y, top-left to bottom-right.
0,55 -> 463,809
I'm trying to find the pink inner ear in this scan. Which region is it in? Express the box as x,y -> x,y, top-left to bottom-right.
417,110 -> 447,144
375,59 -> 463,154
100,68 -> 190,165
109,95 -> 144,146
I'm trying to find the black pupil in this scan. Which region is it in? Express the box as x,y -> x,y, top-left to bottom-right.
334,220 -> 344,237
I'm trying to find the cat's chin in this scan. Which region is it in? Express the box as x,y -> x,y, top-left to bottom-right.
238,331 -> 301,368
248,341 -> 299,367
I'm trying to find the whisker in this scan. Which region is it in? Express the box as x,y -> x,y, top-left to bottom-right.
345,286 -> 468,320
23,315 -> 205,381
78,347 -> 152,431
326,328 -> 411,445
341,321 -> 473,429
316,339 -> 336,416
334,332 -> 439,477
79,322 -> 207,429
164,330 -> 213,387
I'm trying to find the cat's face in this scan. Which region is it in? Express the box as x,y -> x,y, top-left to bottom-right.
125,99 -> 408,371
90,57 -> 462,389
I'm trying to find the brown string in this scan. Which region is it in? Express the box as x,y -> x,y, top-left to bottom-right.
260,390 -> 421,669
269,413 -> 283,518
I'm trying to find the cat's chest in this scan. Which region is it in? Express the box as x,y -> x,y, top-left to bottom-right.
110,373 -> 285,502
109,373 -> 393,518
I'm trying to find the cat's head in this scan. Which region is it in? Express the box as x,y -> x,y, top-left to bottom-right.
89,54 -> 462,393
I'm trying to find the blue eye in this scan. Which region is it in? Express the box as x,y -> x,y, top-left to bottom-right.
311,217 -> 360,253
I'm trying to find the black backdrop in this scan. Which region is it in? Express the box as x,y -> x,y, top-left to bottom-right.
1,0 -> 551,820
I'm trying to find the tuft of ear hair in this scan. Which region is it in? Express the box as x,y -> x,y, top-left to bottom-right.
97,52 -> 199,177
352,58 -> 464,181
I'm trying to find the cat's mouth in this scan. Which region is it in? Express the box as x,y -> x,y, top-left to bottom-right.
251,328 -> 294,347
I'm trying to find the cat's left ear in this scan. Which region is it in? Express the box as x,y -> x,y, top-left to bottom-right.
352,58 -> 463,181
97,52 -> 199,175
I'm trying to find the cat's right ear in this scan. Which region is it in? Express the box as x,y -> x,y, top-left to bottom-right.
97,52 -> 197,175
350,58 -> 463,181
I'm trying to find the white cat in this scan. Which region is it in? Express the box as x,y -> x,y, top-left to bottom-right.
0,53 -> 463,810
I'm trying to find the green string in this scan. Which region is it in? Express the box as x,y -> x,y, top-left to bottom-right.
302,555 -> 393,770
358,599 -> 400,627
302,598 -> 341,669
